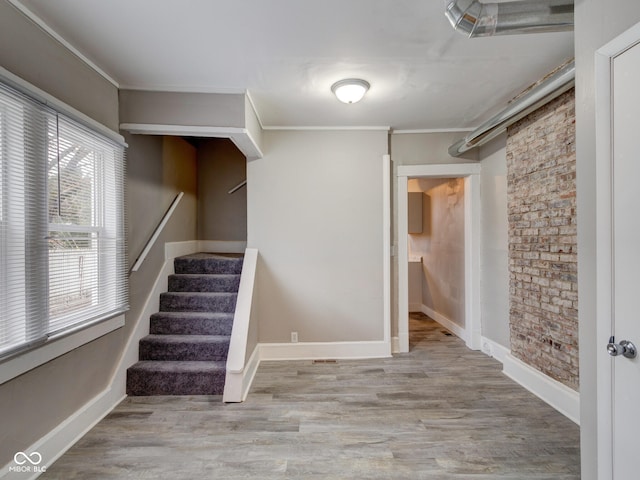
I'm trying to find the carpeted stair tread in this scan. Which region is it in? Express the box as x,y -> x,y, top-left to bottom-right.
126,361 -> 226,396
150,311 -> 234,335
127,252 -> 243,397
168,273 -> 240,293
160,291 -> 237,313
174,253 -> 243,275
139,334 -> 230,361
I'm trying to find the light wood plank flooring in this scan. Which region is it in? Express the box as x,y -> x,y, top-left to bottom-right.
41,314 -> 580,479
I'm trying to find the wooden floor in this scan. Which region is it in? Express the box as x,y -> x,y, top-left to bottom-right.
41,314 -> 580,479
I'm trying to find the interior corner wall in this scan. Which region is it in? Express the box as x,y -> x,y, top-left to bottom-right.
506,89 -> 578,391
575,1 -> 640,476
247,130 -> 388,343
0,1 -> 121,467
408,178 -> 466,328
478,133 -> 510,348
197,138 -> 247,241
127,134 -> 198,321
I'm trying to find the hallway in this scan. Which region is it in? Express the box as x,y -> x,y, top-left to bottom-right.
41,315 -> 580,479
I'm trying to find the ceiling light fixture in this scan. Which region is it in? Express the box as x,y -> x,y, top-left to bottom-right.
331,78 -> 370,104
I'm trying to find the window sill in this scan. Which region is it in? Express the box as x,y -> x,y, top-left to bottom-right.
0,315 -> 125,385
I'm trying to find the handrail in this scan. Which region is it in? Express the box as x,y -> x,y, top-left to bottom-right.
129,191 -> 184,274
228,179 -> 246,194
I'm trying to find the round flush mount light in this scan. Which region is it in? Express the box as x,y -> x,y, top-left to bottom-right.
331,78 -> 370,104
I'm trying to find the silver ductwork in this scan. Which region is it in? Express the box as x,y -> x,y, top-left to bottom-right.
448,60 -> 574,157
445,0 -> 573,37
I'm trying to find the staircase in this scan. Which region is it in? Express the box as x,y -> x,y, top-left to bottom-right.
126,252 -> 243,396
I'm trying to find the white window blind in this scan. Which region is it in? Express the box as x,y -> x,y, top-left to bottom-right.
0,81 -> 127,359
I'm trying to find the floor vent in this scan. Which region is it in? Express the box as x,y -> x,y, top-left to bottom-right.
312,359 -> 338,364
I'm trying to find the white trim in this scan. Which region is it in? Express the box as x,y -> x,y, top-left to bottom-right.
259,341 -> 391,361
396,163 -> 482,353
0,66 -> 125,146
480,336 -> 510,365
0,386 -> 125,479
408,303 -> 422,312
397,174 -> 410,353
262,125 -> 391,131
503,353 -> 580,425
0,316 -> 124,385
383,155 -> 392,350
165,240 -> 200,260
421,304 -> 468,343
464,175 -> 482,350
392,128 -> 476,134
197,240 -> 247,254
398,163 -> 481,178
223,344 -> 260,403
245,91 -> 265,130
7,1 -> 119,88
119,123 -> 263,160
593,21 -> 640,480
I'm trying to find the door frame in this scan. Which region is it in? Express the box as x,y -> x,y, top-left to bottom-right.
396,163 -> 481,352
595,20 -> 640,480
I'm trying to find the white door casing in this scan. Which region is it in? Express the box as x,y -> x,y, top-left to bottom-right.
396,163 -> 481,353
596,20 -> 640,480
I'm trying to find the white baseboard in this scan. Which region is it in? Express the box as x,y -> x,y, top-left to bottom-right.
259,340 -> 391,361
223,344 -> 260,403
420,304 -> 468,343
408,303 -> 422,312
480,336 -> 510,365
165,240 -> 199,260
198,240 -> 247,253
0,387 -> 124,479
503,353 -> 580,425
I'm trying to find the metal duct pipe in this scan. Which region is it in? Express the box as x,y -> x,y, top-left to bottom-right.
445,0 -> 573,37
448,60 -> 574,157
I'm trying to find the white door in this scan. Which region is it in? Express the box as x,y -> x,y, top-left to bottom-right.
609,40 -> 640,479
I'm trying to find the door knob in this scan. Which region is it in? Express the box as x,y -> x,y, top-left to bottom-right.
607,336 -> 637,359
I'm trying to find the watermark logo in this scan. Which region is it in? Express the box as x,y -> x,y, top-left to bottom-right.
9,452 -> 46,473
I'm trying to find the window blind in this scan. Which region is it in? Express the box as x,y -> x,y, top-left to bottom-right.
0,81 -> 128,359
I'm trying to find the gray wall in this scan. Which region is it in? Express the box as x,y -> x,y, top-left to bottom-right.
248,130 -> 388,343
478,133 -> 510,348
197,138 -> 247,241
0,1 -> 118,131
0,0 -> 121,467
575,0 -> 640,476
119,90 -> 245,128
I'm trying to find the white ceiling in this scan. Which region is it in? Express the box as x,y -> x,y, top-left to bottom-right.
18,0 -> 574,130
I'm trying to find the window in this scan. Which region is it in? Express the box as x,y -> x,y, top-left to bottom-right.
0,81 -> 127,359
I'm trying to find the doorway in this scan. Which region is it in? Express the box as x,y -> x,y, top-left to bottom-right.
396,163 -> 481,353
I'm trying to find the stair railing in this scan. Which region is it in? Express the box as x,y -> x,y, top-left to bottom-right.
129,191 -> 184,275
223,247 -> 259,402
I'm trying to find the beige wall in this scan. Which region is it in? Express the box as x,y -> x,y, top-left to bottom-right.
0,1 -> 121,466
248,130 -> 388,343
408,178 -> 466,327
0,1 -> 118,131
197,138 -> 247,241
478,133 -> 510,348
119,90 -> 245,128
575,1 -> 640,476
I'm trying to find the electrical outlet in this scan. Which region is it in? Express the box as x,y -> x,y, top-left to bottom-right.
291,332 -> 298,343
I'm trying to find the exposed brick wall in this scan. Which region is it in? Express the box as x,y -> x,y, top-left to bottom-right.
506,88 -> 578,391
